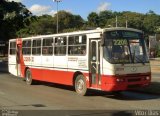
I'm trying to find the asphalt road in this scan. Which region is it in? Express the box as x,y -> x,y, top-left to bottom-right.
0,62 -> 160,116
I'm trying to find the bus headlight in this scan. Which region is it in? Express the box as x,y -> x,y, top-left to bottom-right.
116,78 -> 125,82
145,76 -> 150,80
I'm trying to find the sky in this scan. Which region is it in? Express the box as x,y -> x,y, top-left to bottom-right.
8,0 -> 160,19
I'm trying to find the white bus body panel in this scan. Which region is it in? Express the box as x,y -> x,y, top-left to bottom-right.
102,58 -> 151,76
41,55 -> 54,68
8,55 -> 18,76
54,56 -> 67,71
32,56 -> 42,67
87,33 -> 101,39
23,55 -> 32,66
114,63 -> 151,75
68,56 -> 88,71
102,59 -> 115,75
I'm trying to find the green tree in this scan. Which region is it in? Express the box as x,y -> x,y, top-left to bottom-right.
0,0 -> 32,40
28,15 -> 55,35
87,12 -> 99,27
143,11 -> 160,34
53,10 -> 84,32
18,11 -> 85,36
99,10 -> 114,27
122,12 -> 144,29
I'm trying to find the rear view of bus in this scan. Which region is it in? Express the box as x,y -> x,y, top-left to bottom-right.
99,28 -> 151,92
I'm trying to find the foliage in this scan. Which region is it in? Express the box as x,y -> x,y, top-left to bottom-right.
0,0 -> 32,40
87,12 -> 99,27
0,1 -> 160,43
16,11 -> 85,37
54,11 -> 84,32
143,12 -> 160,34
99,10 -> 115,27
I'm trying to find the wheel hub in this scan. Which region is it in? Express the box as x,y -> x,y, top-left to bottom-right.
77,79 -> 84,91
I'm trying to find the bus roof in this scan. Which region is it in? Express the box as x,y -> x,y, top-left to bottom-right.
9,27 -> 143,41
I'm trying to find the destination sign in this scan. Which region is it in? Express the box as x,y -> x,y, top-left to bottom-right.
105,30 -> 143,39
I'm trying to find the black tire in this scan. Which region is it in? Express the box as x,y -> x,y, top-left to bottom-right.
75,75 -> 87,96
25,69 -> 33,85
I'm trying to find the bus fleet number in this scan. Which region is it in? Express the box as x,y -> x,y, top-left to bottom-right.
113,39 -> 127,45
24,57 -> 34,62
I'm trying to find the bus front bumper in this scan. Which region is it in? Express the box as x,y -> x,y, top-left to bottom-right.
101,74 -> 151,91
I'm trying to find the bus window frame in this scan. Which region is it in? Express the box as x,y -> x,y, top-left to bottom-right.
32,38 -> 42,56
68,35 -> 87,56
42,37 -> 54,56
9,41 -> 16,55
22,39 -> 31,55
54,36 -> 67,56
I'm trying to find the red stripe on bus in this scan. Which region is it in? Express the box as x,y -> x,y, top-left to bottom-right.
20,66 -> 151,91
22,68 -> 90,87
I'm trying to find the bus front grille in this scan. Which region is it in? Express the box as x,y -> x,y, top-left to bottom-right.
128,84 -> 140,88
128,78 -> 141,82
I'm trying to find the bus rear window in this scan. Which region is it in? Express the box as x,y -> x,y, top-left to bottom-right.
9,41 -> 16,55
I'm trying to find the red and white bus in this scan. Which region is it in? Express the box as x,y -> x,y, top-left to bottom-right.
8,27 -> 151,95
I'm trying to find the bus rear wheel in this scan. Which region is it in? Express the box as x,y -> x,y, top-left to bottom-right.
75,75 -> 87,96
25,69 -> 33,85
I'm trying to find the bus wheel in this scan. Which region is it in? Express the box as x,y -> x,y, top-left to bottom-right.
25,69 -> 33,85
75,75 -> 87,96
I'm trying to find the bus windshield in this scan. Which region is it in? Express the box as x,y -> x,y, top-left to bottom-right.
103,30 -> 149,64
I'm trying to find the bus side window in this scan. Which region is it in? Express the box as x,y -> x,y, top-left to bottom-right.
68,47 -> 72,54
42,38 -> 53,55
81,47 -> 86,55
9,41 -> 16,55
42,48 -> 48,54
68,35 -> 86,56
22,40 -> 31,55
32,39 -> 41,55
54,37 -> 66,55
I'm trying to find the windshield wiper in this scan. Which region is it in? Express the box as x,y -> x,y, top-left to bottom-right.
132,50 -> 145,65
134,55 -> 145,65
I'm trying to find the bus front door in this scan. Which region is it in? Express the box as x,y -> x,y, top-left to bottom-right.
89,39 -> 101,88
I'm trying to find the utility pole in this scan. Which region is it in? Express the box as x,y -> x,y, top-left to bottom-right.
126,16 -> 128,28
53,0 -> 62,34
116,16 -> 118,27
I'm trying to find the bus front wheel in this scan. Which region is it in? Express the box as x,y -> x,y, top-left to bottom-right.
25,69 -> 33,85
75,75 -> 87,96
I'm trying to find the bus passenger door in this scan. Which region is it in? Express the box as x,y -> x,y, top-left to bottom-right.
89,39 -> 101,88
